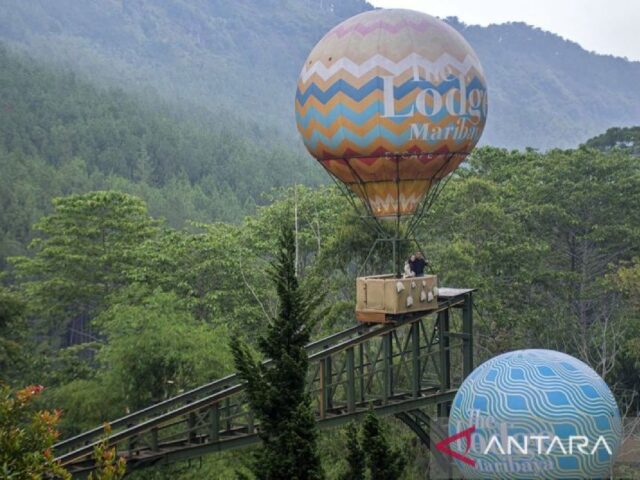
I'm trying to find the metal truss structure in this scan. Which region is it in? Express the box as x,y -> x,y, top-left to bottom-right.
54,289 -> 474,477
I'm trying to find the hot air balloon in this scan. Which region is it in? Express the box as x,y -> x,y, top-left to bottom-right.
296,9 -> 488,320
295,9 -> 488,224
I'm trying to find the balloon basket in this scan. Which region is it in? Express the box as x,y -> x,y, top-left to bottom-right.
355,274 -> 438,323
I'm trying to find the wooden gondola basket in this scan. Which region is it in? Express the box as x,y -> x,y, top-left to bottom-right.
356,274 -> 438,323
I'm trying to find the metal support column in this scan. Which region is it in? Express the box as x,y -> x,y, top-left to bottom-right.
225,398 -> 231,432
437,308 -> 451,418
187,411 -> 196,443
150,428 -> 158,452
462,292 -> 474,378
411,321 -> 421,398
208,403 -> 219,442
383,333 -> 393,403
346,347 -> 356,413
319,360 -> 326,420
358,342 -> 365,404
324,356 -> 333,411
247,410 -> 254,435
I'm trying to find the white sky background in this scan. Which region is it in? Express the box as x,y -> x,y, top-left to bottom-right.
369,0 -> 640,61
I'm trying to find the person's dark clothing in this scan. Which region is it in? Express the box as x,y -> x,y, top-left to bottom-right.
410,258 -> 426,277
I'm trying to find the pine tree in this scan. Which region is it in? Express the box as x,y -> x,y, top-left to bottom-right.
231,226 -> 323,480
11,191 -> 158,348
0,288 -> 30,384
362,410 -> 406,480
341,422 -> 365,480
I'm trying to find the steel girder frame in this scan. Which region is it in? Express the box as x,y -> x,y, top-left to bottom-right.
57,290 -> 475,477
119,390 -> 459,472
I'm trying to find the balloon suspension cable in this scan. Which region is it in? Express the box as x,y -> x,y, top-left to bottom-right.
405,153 -> 458,237
325,168 -> 387,239
394,155 -> 402,277
406,172 -> 452,238
405,153 -> 453,235
341,159 -> 390,237
357,237 -> 381,277
324,152 -> 468,277
331,179 -> 387,239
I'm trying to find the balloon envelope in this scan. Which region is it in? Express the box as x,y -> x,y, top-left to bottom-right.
449,350 -> 621,479
295,9 -> 488,218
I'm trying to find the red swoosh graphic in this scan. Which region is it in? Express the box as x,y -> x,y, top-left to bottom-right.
435,425 -> 476,467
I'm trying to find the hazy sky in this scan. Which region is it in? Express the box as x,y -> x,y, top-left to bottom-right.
369,0 -> 640,61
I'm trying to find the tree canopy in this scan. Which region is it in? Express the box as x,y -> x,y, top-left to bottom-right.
2,144 -> 640,478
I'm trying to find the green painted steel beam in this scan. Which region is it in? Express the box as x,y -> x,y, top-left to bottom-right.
462,292 -> 474,378
60,291 -> 475,478
55,323 -> 372,453
411,321 -> 420,398
121,390 -> 459,472
346,347 -> 356,413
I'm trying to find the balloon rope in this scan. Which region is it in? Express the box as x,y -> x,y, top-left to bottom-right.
394,155 -> 402,276
326,173 -> 385,239
342,158 -> 388,236
406,153 -> 458,236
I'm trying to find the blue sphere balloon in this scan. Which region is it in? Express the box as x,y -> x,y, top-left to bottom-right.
448,349 -> 621,479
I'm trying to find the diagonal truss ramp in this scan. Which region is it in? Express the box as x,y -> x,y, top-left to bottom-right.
54,289 -> 475,477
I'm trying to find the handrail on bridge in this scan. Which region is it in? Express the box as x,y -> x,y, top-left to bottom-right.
55,289 -> 474,473
55,323 -> 371,451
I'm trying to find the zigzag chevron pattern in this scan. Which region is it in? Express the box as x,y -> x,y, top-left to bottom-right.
299,53 -> 483,83
295,8 -> 488,218
296,93 -> 483,132
449,350 -> 622,480
325,18 -> 435,39
296,75 -> 486,107
319,154 -> 465,217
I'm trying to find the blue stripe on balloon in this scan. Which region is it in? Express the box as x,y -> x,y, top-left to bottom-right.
296,101 -> 386,129
296,77 -> 383,104
302,121 -> 466,150
303,125 -> 410,150
296,96 -> 484,130
296,102 -> 446,128
296,75 -> 487,105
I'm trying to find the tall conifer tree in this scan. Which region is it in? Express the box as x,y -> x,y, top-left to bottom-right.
231,226 -> 323,480
362,411 -> 406,480
341,422 -> 365,480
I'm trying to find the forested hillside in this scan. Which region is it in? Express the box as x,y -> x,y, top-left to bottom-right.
0,45 -> 324,266
2,147 -> 640,478
584,126 -> 640,155
1,0 -> 639,148
0,0 -> 369,141
446,19 -> 640,148
1,2 -> 640,478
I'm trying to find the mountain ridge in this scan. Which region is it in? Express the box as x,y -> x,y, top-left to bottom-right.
0,0 -> 639,149
445,17 -> 640,148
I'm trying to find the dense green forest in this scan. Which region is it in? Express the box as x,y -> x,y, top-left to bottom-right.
584,126 -> 640,155
1,0 -> 639,149
0,45 -> 325,268
2,145 -> 640,478
0,0 -> 369,142
1,4 -> 640,477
